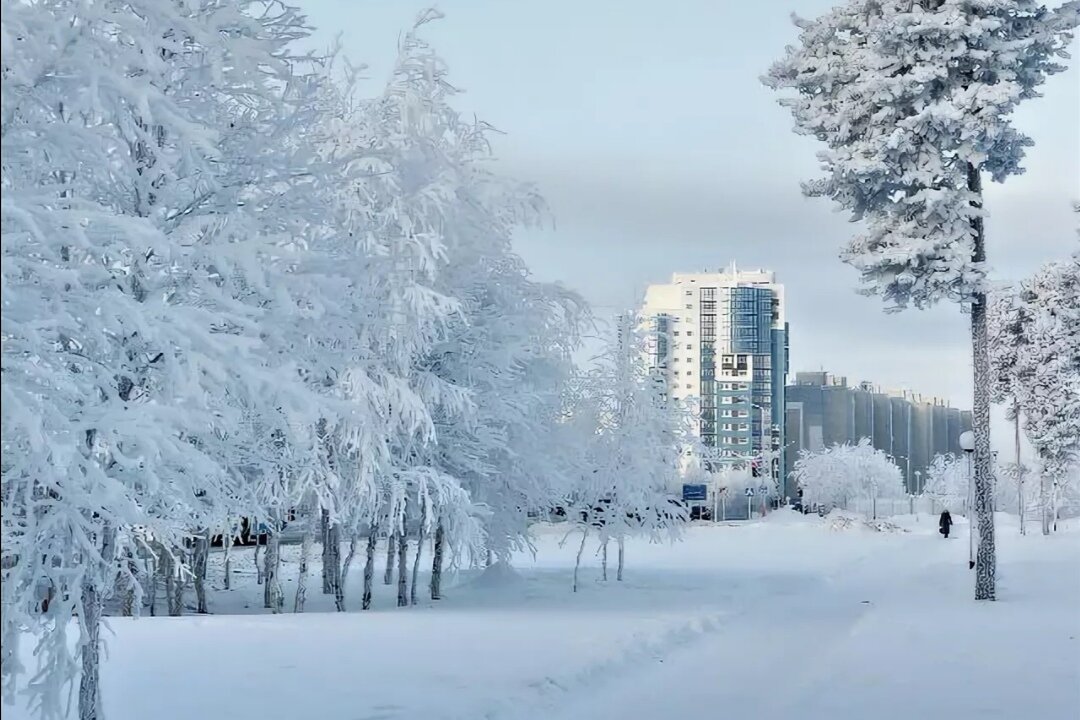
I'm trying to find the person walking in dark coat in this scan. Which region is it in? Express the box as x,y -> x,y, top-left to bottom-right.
939,510 -> 953,539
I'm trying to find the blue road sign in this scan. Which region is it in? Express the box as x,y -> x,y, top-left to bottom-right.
682,484 -> 708,502
744,487 -> 755,497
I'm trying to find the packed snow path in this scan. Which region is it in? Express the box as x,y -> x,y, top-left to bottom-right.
544,520 -> 1079,720
7,513 -> 1078,720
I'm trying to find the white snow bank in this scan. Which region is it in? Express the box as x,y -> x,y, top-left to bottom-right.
466,560 -> 525,590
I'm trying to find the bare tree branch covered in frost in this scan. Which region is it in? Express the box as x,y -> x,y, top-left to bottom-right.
765,0 -> 1079,600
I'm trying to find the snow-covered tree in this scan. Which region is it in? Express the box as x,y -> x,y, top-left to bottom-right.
1,0 -> 336,715
563,314 -> 689,590
1012,257 -> 1080,532
765,0 -> 1079,600
793,439 -> 904,517
355,12 -> 588,601
923,454 -> 970,513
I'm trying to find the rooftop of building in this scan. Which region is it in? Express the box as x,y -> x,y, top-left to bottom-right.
790,370 -> 956,408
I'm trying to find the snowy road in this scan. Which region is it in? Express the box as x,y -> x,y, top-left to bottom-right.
518,521 -> 1080,720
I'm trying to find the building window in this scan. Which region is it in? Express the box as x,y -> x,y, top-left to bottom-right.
686,384 -> 692,389
685,357 -> 693,363
685,304 -> 693,310
686,331 -> 693,336
686,344 -> 692,350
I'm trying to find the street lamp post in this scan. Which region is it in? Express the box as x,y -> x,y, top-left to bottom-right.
960,430 -> 976,571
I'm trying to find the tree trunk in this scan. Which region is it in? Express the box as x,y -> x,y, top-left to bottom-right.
146,557 -> 157,617
601,539 -> 608,581
1052,480 -> 1060,533
1014,407 -> 1025,536
486,549 -> 494,568
573,529 -> 588,593
1040,473 -> 1051,535
325,522 -> 341,599
362,525 -> 378,610
193,532 -> 209,614
223,534 -> 232,590
78,524 -> 114,720
617,537 -> 625,581
396,531 -> 409,608
294,523 -> 315,613
165,549 -> 184,617
120,549 -> 138,617
430,521 -> 445,601
411,500 -> 426,605
321,509 -> 332,594
335,536 -> 357,612
264,528 -> 282,613
78,578 -> 103,720
384,533 -> 396,585
254,538 -> 264,585
968,164 -> 996,601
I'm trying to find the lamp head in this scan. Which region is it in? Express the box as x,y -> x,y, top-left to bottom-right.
959,431 -> 975,454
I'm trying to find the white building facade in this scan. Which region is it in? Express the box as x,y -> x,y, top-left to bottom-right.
642,265 -> 790,497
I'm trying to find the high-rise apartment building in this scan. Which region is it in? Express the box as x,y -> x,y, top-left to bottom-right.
642,265 -> 790,492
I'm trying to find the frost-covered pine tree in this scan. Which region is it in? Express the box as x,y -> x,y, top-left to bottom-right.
765,0 -> 1079,600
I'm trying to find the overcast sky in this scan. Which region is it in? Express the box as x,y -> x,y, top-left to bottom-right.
298,0 -> 1079,451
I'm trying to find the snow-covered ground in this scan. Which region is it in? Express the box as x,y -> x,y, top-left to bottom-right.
7,511 -> 1079,720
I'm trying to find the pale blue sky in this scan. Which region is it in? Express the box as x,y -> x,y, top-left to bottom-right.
298,1 -> 1079,446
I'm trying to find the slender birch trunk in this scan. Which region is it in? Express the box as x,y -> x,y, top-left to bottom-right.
146,557 -> 157,617
222,533 -> 232,590
325,522 -> 342,600
601,539 -> 608,581
617,536 -> 625,582
321,508 -> 332,594
254,538 -> 264,585
120,549 -> 138,617
362,525 -> 378,610
430,520 -> 445,601
411,501 -> 426,605
264,527 -> 282,613
384,533 -> 396,585
78,577 -> 103,720
1014,407 -> 1025,536
335,536 -> 357,612
573,529 -> 588,593
396,530 -> 409,608
79,524 -> 114,720
165,548 -> 184,617
193,532 -> 209,614
294,523 -> 315,613
1040,473 -> 1051,535
968,165 -> 996,601
1052,479 -> 1060,533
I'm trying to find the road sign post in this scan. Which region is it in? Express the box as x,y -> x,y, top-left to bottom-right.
745,486 -> 754,520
